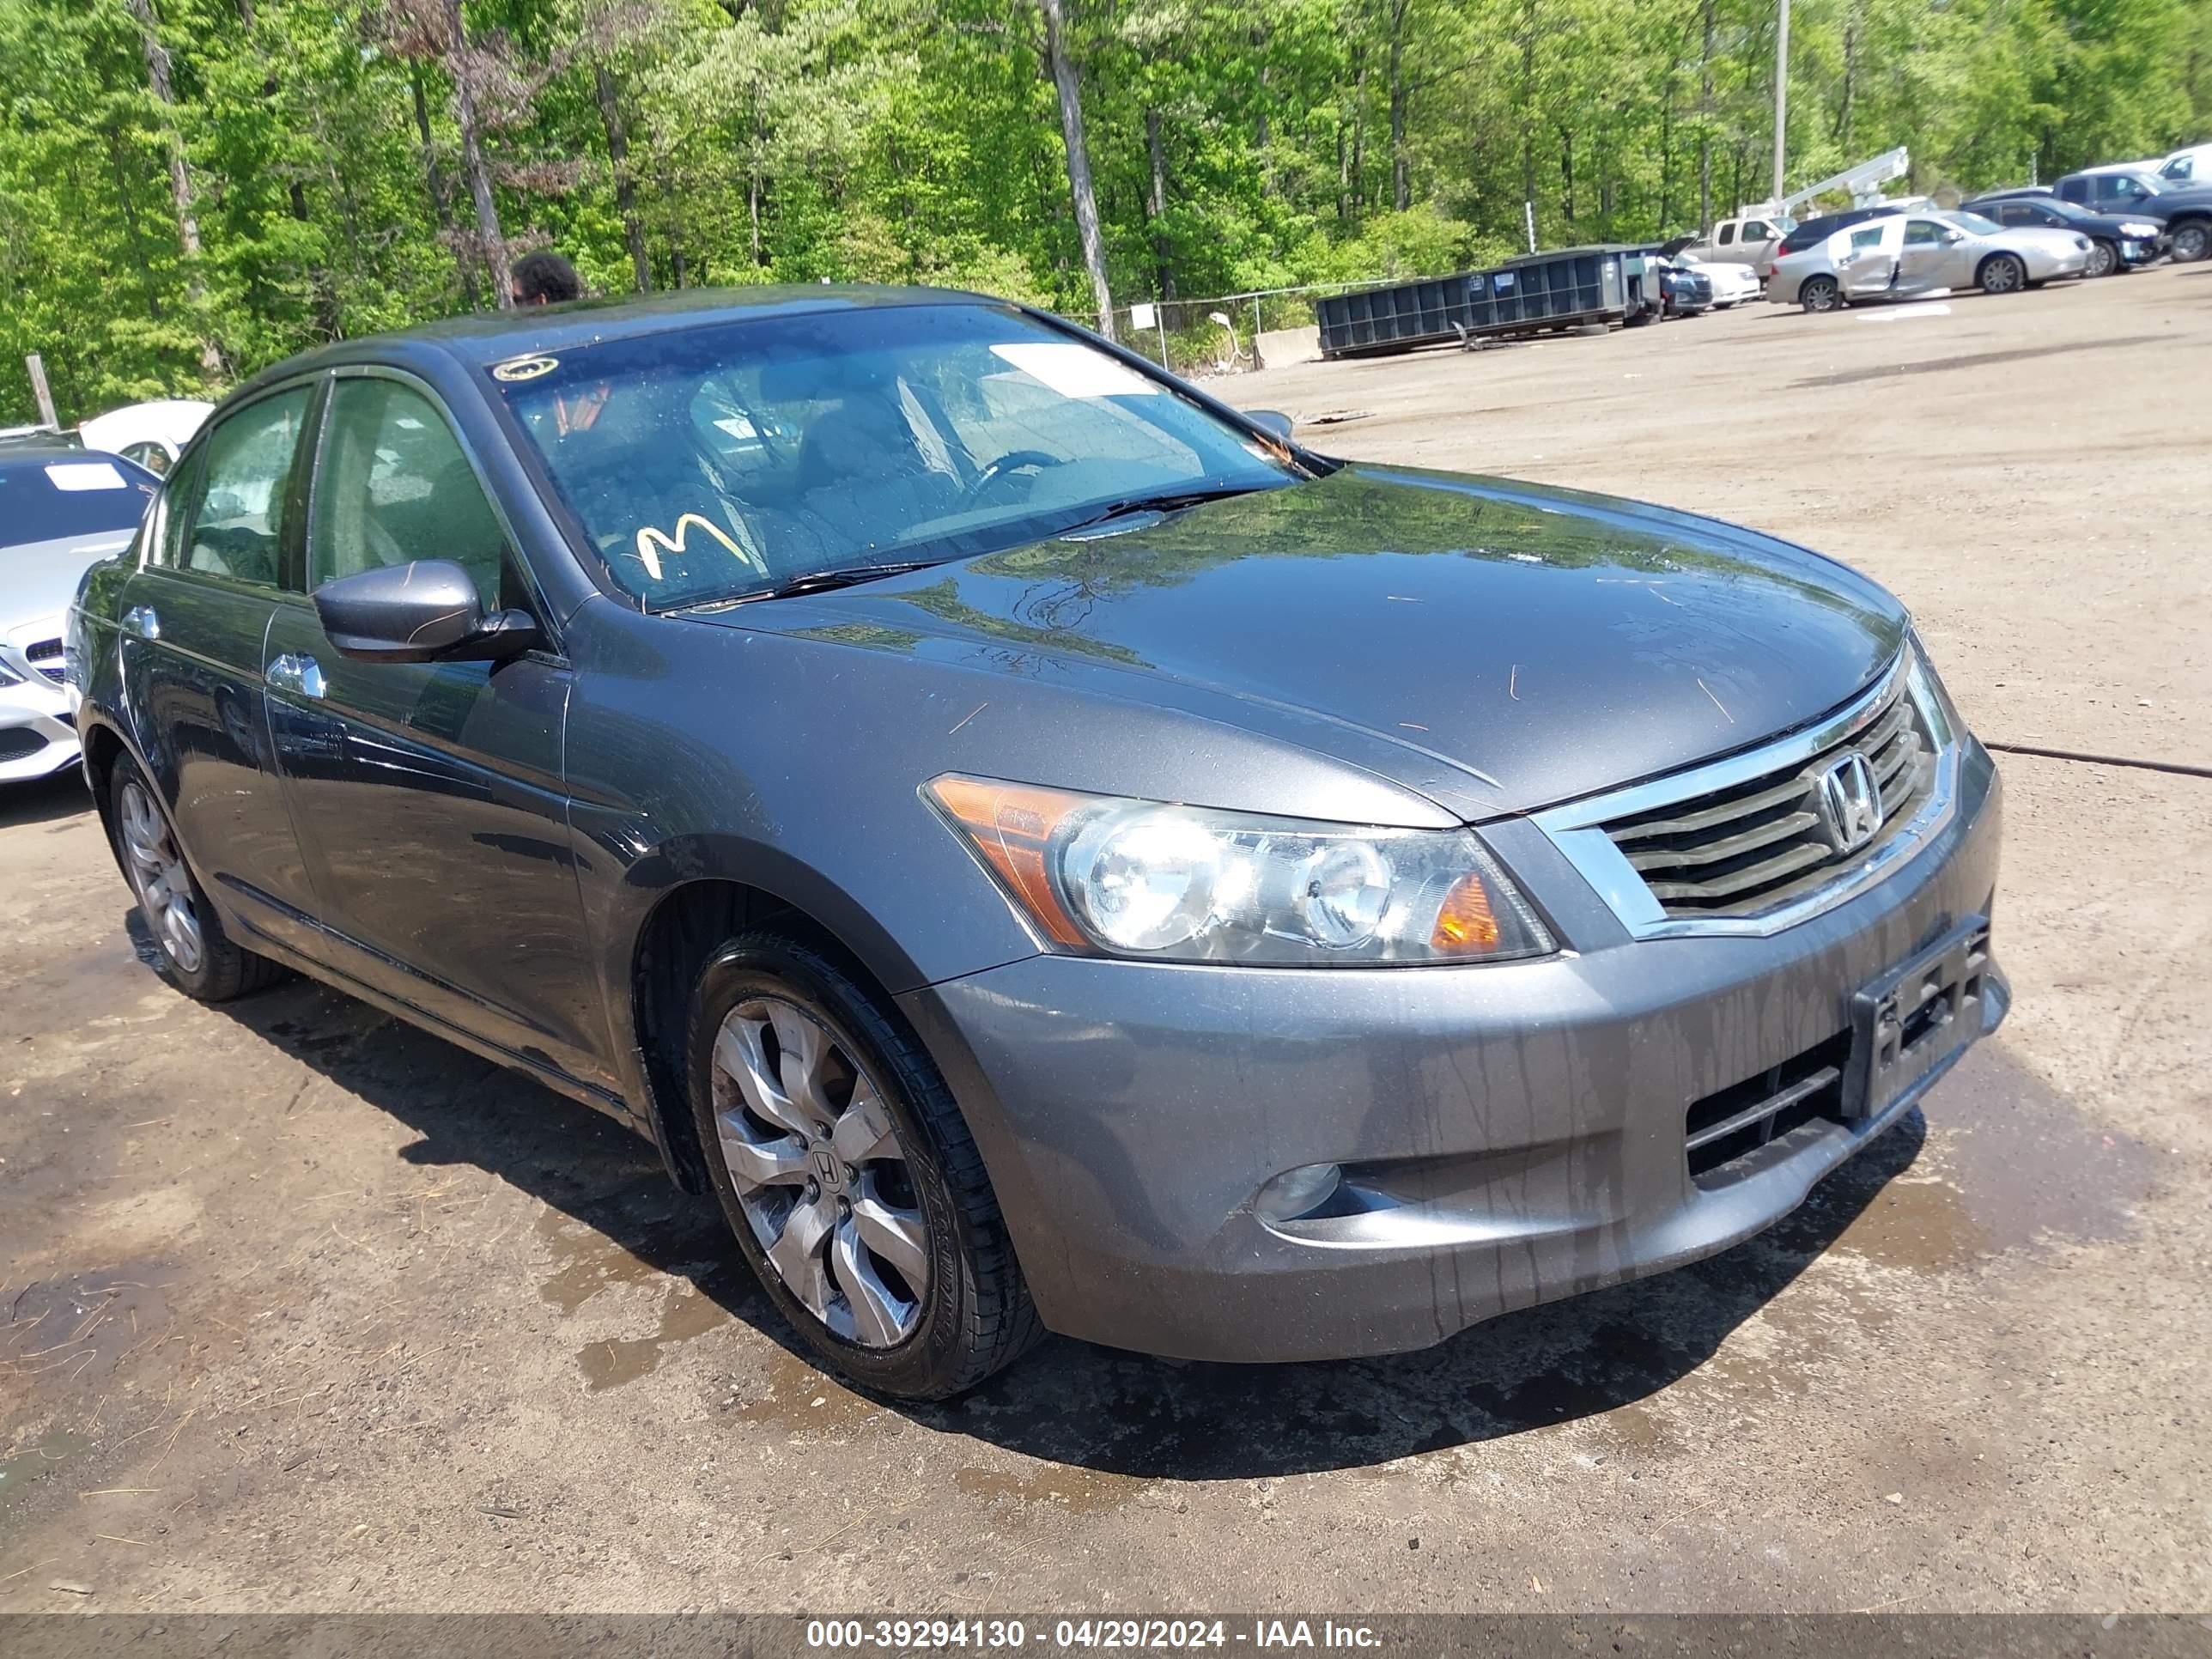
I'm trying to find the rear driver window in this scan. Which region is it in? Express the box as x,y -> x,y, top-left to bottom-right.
310,380 -> 510,611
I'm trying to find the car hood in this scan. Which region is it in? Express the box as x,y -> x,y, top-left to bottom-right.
708,465 -> 1907,817
2,531 -> 135,633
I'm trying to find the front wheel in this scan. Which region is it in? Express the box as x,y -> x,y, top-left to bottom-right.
2084,239 -> 2118,278
1978,252 -> 2027,295
2170,221 -> 2210,263
687,930 -> 1043,1400
1799,275 -> 1842,313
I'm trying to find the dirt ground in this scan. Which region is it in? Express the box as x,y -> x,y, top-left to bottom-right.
3,265 -> 2208,1616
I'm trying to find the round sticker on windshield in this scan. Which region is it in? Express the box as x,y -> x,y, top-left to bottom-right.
492,355 -> 559,382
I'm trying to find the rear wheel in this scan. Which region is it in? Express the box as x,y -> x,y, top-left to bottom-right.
1799,275 -> 1842,313
687,930 -> 1042,1400
2083,239 -> 2118,278
109,759 -> 284,1002
2171,220 -> 2210,263
1978,252 -> 2027,295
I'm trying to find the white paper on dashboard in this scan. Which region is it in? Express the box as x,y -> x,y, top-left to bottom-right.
46,461 -> 131,491
988,343 -> 1158,398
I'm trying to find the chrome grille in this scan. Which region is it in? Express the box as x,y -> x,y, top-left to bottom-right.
1601,680 -> 1936,919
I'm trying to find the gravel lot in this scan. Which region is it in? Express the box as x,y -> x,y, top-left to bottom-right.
3,265 -> 2207,1615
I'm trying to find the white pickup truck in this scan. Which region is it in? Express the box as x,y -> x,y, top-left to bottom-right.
1681,213 -> 1796,266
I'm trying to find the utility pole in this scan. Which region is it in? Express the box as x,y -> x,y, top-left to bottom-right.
1771,0 -> 1790,205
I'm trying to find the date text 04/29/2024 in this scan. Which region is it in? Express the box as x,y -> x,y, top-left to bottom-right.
804,1620 -> 1384,1650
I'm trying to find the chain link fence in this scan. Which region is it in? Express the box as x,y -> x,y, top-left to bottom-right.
1060,276 -> 1466,378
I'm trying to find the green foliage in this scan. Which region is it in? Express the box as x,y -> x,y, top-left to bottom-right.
2,0 -> 2207,424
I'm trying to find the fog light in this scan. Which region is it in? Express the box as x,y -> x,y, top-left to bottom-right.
1255,1162 -> 1343,1222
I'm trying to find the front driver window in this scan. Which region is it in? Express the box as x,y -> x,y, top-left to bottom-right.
311,379 -> 513,611
176,389 -> 310,586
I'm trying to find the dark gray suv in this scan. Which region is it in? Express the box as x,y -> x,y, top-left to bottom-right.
70,287 -> 2006,1399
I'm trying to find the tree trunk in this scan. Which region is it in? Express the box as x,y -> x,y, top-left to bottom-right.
1698,0 -> 1715,232
1388,0 -> 1410,211
1518,0 -> 1537,231
1349,50 -> 1367,216
593,64 -> 651,294
442,0 -> 510,307
123,0 -> 222,374
1834,13 -> 1857,147
1145,107 -> 1176,301
410,64 -> 479,310
1038,0 -> 1113,339
1559,129 -> 1574,222
104,131 -> 163,323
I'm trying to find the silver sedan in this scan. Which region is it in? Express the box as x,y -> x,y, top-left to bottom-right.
1766,210 -> 2092,312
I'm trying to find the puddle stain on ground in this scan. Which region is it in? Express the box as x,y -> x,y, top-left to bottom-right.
0,1430 -> 90,1530
580,1285 -> 731,1392
534,1204 -> 748,1390
732,1346 -> 886,1435
951,1463 -> 1148,1516
1830,1041 -> 2153,1274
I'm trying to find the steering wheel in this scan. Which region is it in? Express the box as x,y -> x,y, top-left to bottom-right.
965,449 -> 1066,506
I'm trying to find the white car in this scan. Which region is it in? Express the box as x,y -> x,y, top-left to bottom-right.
1765,210 -> 2090,311
0,447 -> 156,782
1671,251 -> 1762,307
77,398 -> 211,477
2154,143 -> 2212,185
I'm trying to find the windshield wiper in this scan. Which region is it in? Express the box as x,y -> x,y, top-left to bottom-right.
709,559 -> 943,608
1055,483 -> 1267,537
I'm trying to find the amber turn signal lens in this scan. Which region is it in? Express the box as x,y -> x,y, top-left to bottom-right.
1431,870 -> 1502,952
926,775 -> 1091,947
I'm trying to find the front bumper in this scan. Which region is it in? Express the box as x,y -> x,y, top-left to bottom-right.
0,674 -> 81,783
902,742 -> 2005,1363
2118,235 -> 2166,266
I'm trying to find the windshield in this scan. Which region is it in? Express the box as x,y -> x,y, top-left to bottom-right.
491,301 -> 1297,610
1940,211 -> 2003,235
0,453 -> 156,548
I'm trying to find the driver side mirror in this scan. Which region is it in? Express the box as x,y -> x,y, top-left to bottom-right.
1248,410 -> 1295,443
314,559 -> 539,665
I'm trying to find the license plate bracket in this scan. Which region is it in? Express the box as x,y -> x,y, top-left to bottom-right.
1842,915 -> 1992,1121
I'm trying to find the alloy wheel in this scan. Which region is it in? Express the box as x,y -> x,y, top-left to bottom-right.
2086,240 -> 2116,278
1802,277 -> 1840,313
118,779 -> 204,975
710,995 -> 930,1347
2173,223 -> 2209,263
1983,255 -> 2023,294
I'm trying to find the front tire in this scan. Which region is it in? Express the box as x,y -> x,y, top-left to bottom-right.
1799,275 -> 1842,313
2084,239 -> 2118,278
687,930 -> 1042,1400
2170,220 -> 2210,263
1978,252 -> 2027,295
109,757 -> 284,1002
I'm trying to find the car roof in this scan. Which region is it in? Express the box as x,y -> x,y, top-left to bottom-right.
230,283 -> 1006,398
0,443 -> 146,473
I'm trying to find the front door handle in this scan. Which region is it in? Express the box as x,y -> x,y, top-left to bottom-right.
267,653 -> 327,699
122,605 -> 161,641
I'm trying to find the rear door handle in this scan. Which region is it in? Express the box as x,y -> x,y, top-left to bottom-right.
122,605 -> 161,641
267,653 -> 326,699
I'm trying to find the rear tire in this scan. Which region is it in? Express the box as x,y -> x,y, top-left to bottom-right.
2084,239 -> 2118,278
686,929 -> 1043,1401
2171,221 -> 2210,263
1978,252 -> 2027,295
108,757 -> 285,1003
1799,275 -> 1842,313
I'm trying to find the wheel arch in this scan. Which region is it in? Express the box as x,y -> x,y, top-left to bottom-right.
624,873 -> 926,1194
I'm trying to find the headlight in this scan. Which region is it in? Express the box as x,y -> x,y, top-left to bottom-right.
2122,222 -> 2160,237
926,775 -> 1555,966
0,654 -> 22,689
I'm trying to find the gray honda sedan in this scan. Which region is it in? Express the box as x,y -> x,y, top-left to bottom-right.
71,287 -> 2005,1399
